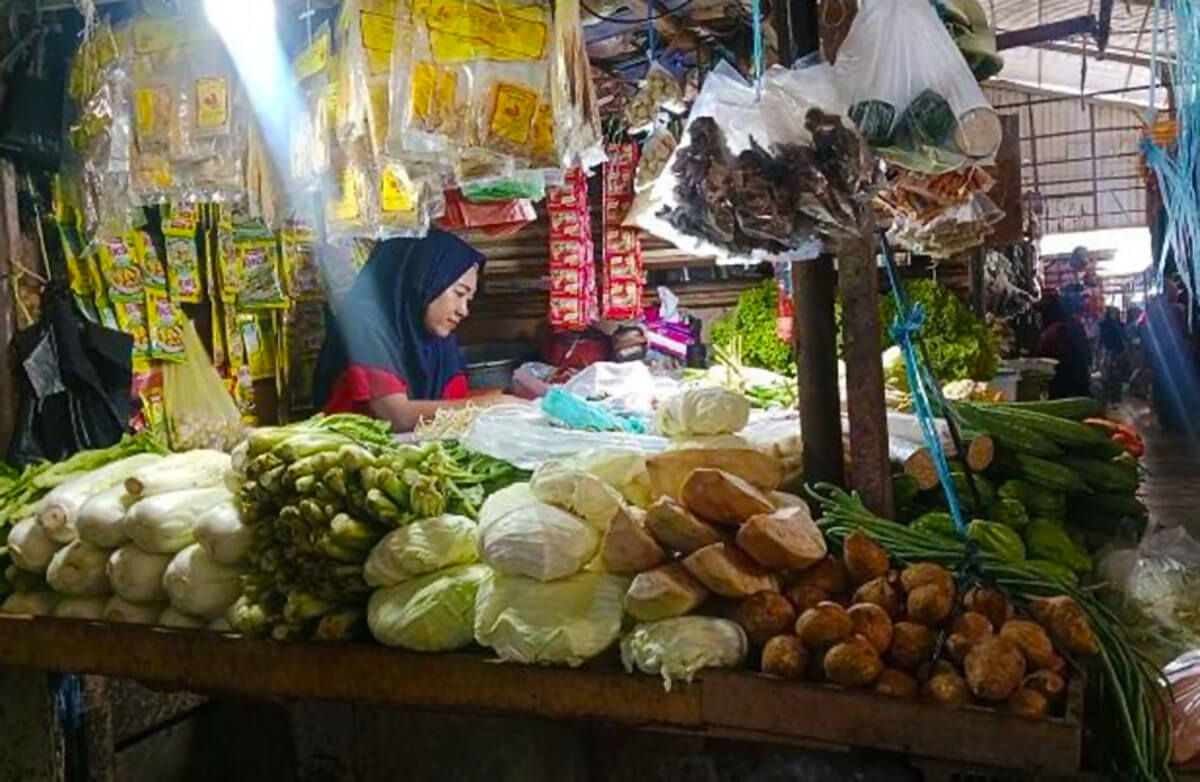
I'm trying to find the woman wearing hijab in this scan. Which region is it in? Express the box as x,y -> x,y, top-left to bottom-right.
313,230 -> 518,432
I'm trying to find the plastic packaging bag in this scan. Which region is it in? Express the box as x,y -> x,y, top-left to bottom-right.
163,320 -> 245,451
1166,650 -> 1200,765
834,0 -> 1001,172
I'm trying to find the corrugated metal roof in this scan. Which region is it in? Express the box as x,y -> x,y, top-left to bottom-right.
983,82 -> 1147,234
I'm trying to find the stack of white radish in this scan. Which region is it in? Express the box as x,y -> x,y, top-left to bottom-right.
2,449 -> 245,630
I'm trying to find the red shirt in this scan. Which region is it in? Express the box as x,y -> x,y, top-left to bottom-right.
322,364 -> 469,415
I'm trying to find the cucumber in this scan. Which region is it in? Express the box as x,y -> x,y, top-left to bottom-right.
998,397 -> 1103,420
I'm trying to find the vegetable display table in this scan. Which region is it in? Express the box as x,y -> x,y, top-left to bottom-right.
0,615 -> 1084,775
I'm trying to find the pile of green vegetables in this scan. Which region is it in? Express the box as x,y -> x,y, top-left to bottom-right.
895,397 -> 1147,583
811,484 -> 1171,781
710,280 -> 796,378
0,433 -> 167,598
230,414 -> 526,641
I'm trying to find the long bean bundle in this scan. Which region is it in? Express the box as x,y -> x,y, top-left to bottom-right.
809,483 -> 1172,781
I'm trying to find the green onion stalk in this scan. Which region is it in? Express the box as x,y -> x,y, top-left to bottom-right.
808,483 -> 1172,781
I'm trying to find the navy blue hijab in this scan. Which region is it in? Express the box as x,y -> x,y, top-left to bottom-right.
313,230 -> 485,406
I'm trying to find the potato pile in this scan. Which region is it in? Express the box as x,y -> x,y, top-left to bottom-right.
730,531 -> 1099,718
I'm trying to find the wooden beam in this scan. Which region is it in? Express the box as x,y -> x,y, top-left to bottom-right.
838,225 -> 892,519
795,256 -> 844,488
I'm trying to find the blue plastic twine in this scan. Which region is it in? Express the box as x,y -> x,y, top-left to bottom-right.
646,1 -> 656,64
751,0 -> 764,98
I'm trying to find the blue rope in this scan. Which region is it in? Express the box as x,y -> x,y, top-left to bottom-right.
880,237 -> 970,535
751,0 -> 764,97
646,0 -> 656,63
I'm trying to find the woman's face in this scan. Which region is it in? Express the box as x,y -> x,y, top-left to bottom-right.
424,265 -> 478,338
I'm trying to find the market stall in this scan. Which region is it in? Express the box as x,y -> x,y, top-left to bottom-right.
0,0 -> 1187,779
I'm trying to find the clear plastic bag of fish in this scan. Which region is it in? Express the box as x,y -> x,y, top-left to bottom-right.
834,0 -> 1000,173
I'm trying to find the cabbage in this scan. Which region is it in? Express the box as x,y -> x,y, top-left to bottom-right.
76,485 -> 134,548
563,449 -> 653,508
158,606 -> 207,629
53,596 -> 108,620
107,545 -> 171,603
1,591 -> 59,616
162,544 -> 242,620
8,517 -> 60,573
47,540 -> 112,597
654,388 -> 750,437
529,462 -> 624,530
123,487 -> 231,554
478,483 -> 535,527
103,595 -> 164,624
193,501 -> 251,566
365,515 -> 478,587
478,502 -> 599,582
620,617 -> 748,690
368,564 -> 491,651
474,571 -> 628,666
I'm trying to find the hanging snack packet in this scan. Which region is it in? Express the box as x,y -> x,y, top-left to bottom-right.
97,235 -> 145,302
280,220 -> 323,299
163,320 -> 245,451
113,296 -> 151,364
214,210 -> 239,302
162,205 -> 202,303
546,167 -> 596,331
129,227 -> 167,294
239,312 -> 276,381
146,291 -> 188,362
235,226 -> 287,309
324,137 -> 379,241
291,24 -> 333,191
377,156 -> 433,237
601,142 -> 643,321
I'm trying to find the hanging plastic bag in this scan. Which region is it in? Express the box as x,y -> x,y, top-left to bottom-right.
1166,650 -> 1200,765
834,0 -> 1001,173
163,320 -> 245,451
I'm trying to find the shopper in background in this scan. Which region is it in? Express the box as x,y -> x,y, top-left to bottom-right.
1099,307 -> 1128,404
1038,293 -> 1093,399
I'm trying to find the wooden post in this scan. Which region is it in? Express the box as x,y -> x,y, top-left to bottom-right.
838,227 -> 893,519
794,258 -> 844,487
0,162 -> 19,454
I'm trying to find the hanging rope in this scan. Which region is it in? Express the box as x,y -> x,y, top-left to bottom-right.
646,0 -> 656,63
751,0 -> 764,96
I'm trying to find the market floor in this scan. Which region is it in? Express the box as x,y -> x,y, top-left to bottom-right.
1119,400 -> 1200,537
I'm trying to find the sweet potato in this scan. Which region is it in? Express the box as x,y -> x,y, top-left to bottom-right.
874,667 -> 919,698
736,506 -> 826,570
784,583 -> 829,613
1005,688 -> 1049,718
682,543 -> 778,598
681,469 -> 775,525
793,556 -> 847,595
795,602 -> 853,648
762,634 -> 808,680
953,611 -> 994,641
824,636 -> 884,687
1028,596 -> 1099,656
1000,620 -> 1057,670
647,449 -> 783,502
964,586 -> 1013,631
924,672 -> 970,707
888,622 -> 936,670
734,591 -> 797,645
1041,654 -> 1067,675
644,497 -> 725,554
624,562 -> 709,622
843,533 -> 890,585
601,506 -> 666,574
1023,670 -> 1067,703
848,603 -> 894,654
907,583 -> 953,626
853,576 -> 900,618
900,563 -> 955,595
965,637 -> 1026,702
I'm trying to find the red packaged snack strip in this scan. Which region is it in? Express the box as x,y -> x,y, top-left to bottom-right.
601,143 -> 644,321
546,167 -> 597,331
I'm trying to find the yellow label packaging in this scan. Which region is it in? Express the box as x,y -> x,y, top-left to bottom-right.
97,236 -> 145,302
146,291 -> 187,362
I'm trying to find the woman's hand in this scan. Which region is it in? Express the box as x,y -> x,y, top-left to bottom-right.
476,393 -> 527,407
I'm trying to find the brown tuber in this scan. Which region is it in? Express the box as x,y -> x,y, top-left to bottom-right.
964,586 -> 1013,631
1000,620 -> 1057,670
900,563 -> 955,595
734,591 -> 797,645
906,583 -> 953,626
843,533 -> 890,585
965,637 -> 1026,702
680,468 -> 775,525
854,576 -> 901,619
1022,670 -> 1067,703
924,672 -> 970,708
795,601 -> 853,648
847,603 -> 894,654
761,635 -> 808,680
792,556 -> 847,595
946,612 -> 994,664
1028,596 -> 1100,656
644,497 -> 725,554
736,506 -> 827,570
683,542 -> 779,598
888,622 -> 936,670
1041,654 -> 1067,675
823,635 -> 884,687
1005,688 -> 1050,718
874,668 -> 919,698
785,583 -> 829,613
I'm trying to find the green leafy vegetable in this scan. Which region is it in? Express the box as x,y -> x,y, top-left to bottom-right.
710,280 -> 795,377
880,279 -> 999,382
